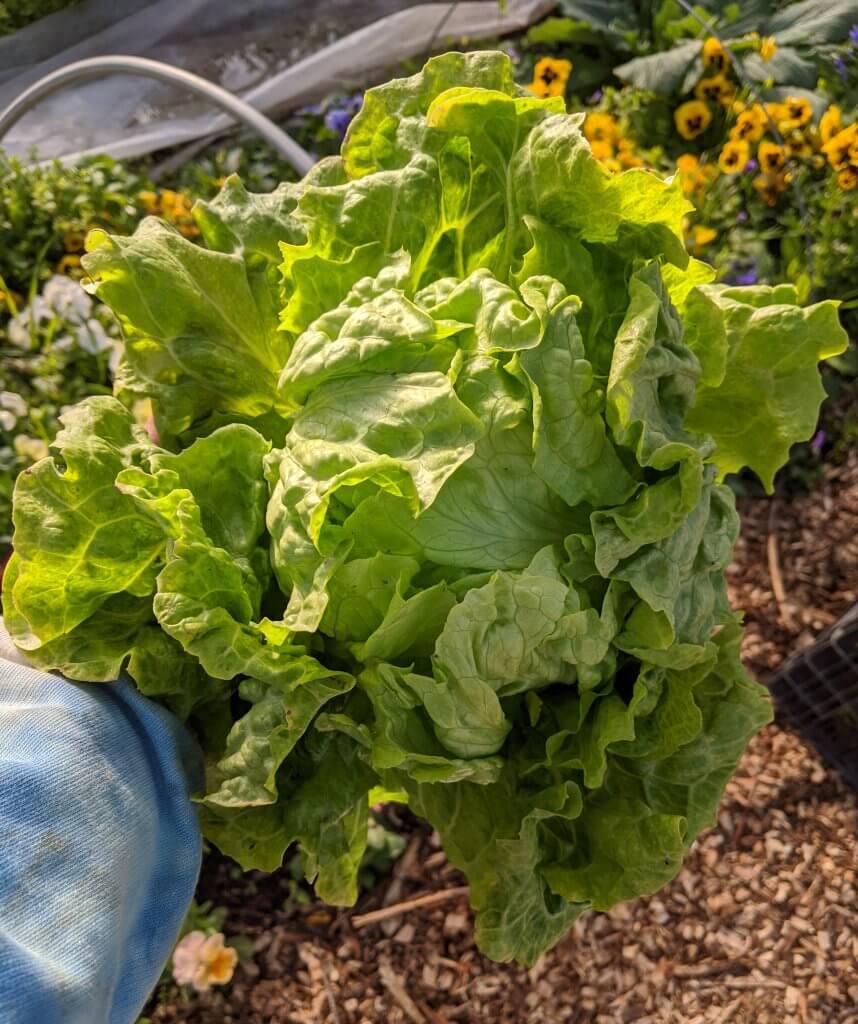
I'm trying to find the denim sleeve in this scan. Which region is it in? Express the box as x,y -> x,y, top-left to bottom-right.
0,649 -> 204,1024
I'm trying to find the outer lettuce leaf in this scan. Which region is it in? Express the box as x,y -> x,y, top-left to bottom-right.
83,181 -> 303,435
6,398 -> 163,648
686,287 -> 848,490
405,766 -> 585,963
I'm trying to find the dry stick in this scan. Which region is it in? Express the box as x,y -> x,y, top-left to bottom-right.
672,961 -> 743,979
352,886 -> 469,927
379,962 -> 427,1024
320,961 -> 342,1024
702,978 -> 788,991
767,495 -> 797,629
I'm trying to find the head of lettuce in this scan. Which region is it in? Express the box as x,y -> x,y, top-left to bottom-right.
3,52 -> 846,963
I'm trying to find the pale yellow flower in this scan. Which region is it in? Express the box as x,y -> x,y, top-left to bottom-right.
172,931 -> 238,993
13,435 -> 49,463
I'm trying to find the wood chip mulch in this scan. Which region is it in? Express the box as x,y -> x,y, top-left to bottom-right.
146,454 -> 858,1024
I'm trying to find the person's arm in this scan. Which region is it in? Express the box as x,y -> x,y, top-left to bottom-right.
0,635 -> 203,1024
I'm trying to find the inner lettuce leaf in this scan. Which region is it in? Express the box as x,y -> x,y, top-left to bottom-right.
5,50 -> 847,965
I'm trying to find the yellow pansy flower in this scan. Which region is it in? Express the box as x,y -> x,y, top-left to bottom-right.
589,139 -> 614,161
759,37 -> 778,62
584,111 -> 618,145
56,255 -> 82,274
784,131 -> 813,160
819,106 -> 842,144
764,101 -> 788,124
603,157 -> 623,175
529,57 -> 573,98
676,153 -> 704,194
822,124 -> 858,169
758,140 -> 786,173
63,231 -> 86,254
780,96 -> 813,132
730,105 -> 766,143
836,165 -> 858,190
694,74 -> 735,107
617,138 -> 643,168
719,138 -> 750,173
690,224 -> 717,252
702,37 -> 731,72
675,100 -> 712,139
137,190 -> 159,214
754,170 -> 791,206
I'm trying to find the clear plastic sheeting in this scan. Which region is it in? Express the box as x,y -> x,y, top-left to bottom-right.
0,0 -> 553,163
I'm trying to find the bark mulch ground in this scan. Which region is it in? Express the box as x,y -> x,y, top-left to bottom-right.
147,453 -> 858,1024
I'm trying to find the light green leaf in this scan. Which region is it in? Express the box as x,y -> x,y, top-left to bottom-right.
686,289 -> 848,490
5,398 -> 163,648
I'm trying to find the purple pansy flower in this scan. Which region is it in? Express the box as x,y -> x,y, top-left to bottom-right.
736,210 -> 749,223
735,268 -> 758,285
810,430 -> 827,454
745,157 -> 758,172
324,92 -> 364,138
849,23 -> 858,43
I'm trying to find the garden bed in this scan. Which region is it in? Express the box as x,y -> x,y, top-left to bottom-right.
143,454 -> 858,1024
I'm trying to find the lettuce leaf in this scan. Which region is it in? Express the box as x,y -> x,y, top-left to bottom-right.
7,50 -> 843,965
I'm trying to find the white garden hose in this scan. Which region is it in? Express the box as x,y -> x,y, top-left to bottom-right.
0,54 -> 315,176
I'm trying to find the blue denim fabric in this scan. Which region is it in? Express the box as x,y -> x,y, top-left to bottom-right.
0,657 -> 203,1024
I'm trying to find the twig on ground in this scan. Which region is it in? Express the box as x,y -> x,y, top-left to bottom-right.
703,978 -> 788,991
320,958 -> 342,1024
352,886 -> 469,927
672,961 -> 743,978
379,962 -> 427,1024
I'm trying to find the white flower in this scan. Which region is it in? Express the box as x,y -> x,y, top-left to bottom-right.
0,411 -> 16,432
43,275 -> 92,320
13,435 -> 49,462
7,315 -> 33,349
0,392 -> 27,418
172,931 -> 238,992
77,317 -> 114,355
7,294 -> 52,349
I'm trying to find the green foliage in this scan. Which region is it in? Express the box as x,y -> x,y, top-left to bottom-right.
614,0 -> 858,96
5,52 -> 845,964
0,0 -> 81,35
0,153 -> 145,299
